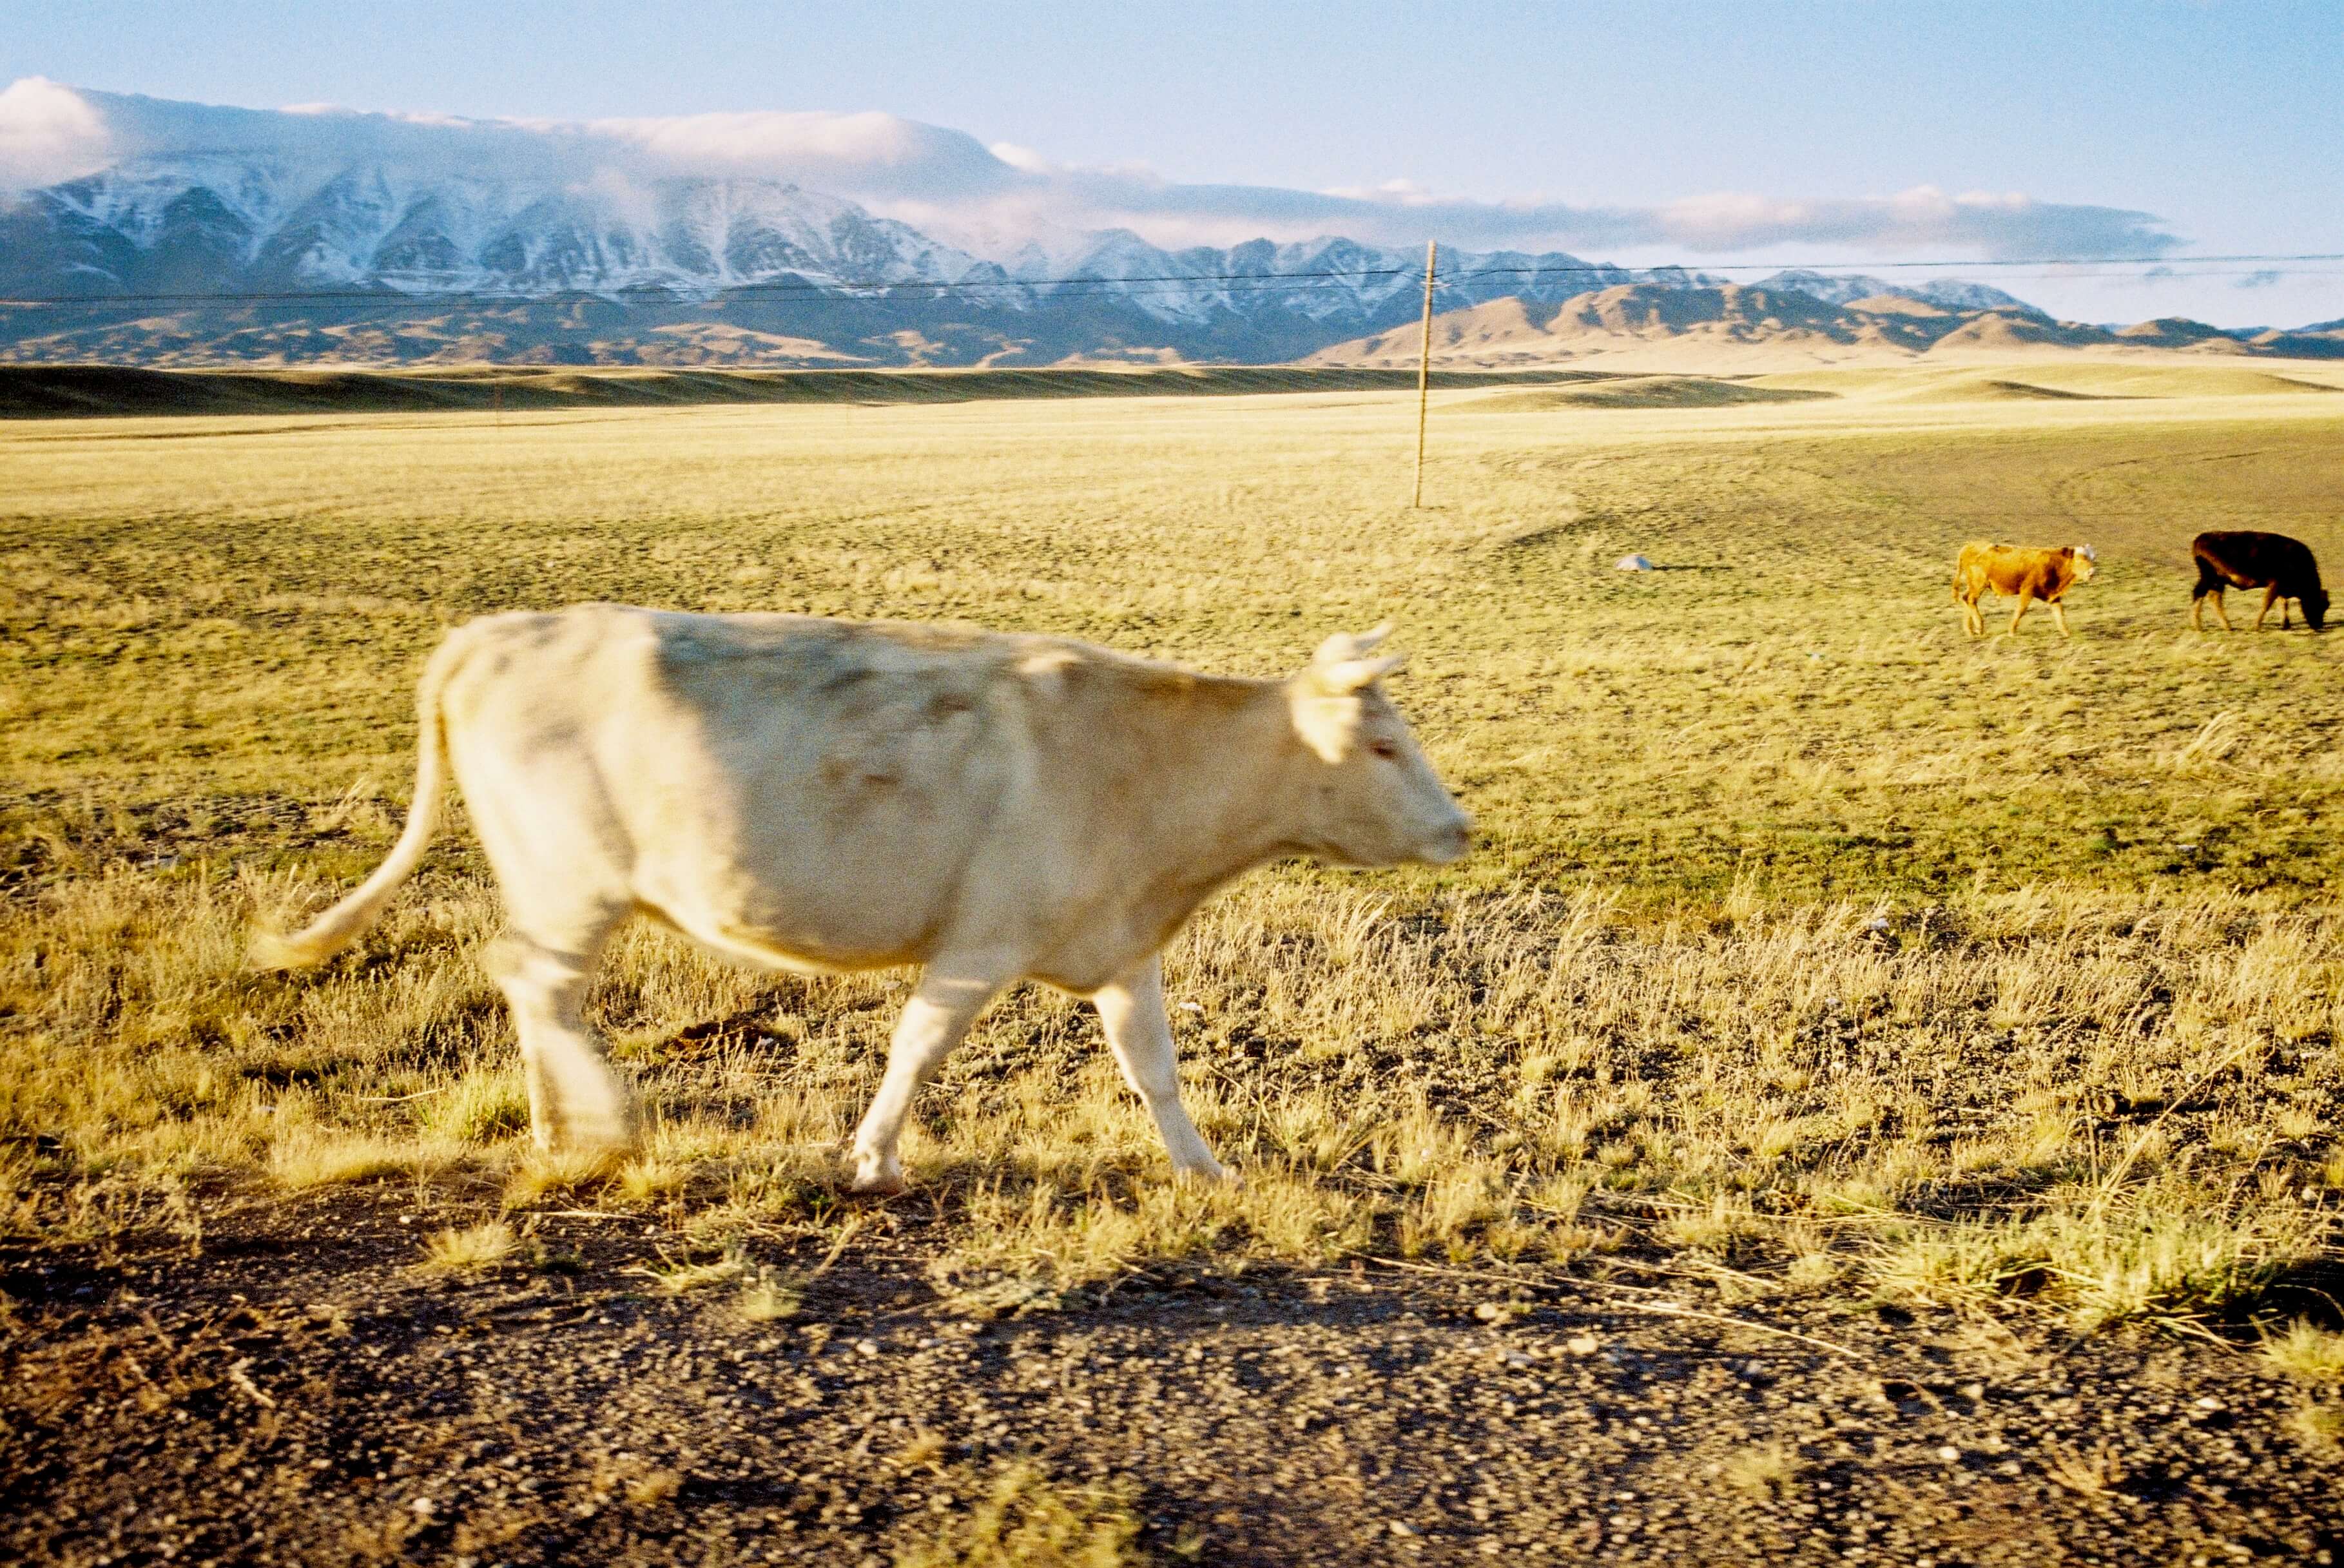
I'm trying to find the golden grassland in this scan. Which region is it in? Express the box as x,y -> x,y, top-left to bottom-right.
5,362 -> 2344,1345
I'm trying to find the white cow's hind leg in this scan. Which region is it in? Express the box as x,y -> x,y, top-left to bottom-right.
489,930 -> 632,1154
848,965 -> 1005,1195
1094,955 -> 1229,1183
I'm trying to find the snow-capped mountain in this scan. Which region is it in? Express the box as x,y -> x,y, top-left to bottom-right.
12,148 -> 2333,372
0,152 -> 1709,363
3,153 -> 1005,299
0,148 -> 1684,320
0,84 -> 2103,366
8,82 -> 2332,369
1752,269 -> 2040,315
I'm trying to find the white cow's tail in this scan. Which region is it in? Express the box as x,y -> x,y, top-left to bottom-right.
250,642 -> 459,970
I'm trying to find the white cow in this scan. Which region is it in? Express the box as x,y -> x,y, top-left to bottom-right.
256,606 -> 1472,1192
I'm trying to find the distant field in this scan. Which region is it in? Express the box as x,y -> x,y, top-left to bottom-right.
6,365 -> 2344,1562
10,358 -> 2344,904
0,362 -> 1605,420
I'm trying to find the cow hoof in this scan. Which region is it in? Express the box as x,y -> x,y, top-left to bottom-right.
848,1154 -> 906,1197
557,1120 -> 635,1157
541,1120 -> 633,1158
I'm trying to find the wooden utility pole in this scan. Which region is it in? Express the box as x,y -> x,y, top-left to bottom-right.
1411,240 -> 1437,508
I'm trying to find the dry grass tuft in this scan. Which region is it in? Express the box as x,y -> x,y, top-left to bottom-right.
583,1453 -> 686,1511
615,1159 -> 690,1206
1721,1440 -> 1803,1498
416,1068 -> 532,1143
1867,1200 -> 2320,1330
501,1149 -> 614,1210
893,1461 -> 1148,1568
2263,1319 -> 2344,1386
416,1220 -> 518,1275
2044,1440 -> 2130,1497
637,1246 -> 750,1294
624,1468 -> 684,1508
2285,1399 -> 2344,1460
736,1263 -> 804,1322
891,1428 -> 951,1471
269,1131 -> 460,1190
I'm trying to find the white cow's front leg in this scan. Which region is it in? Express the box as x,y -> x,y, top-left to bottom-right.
848,965 -> 1003,1195
1094,955 -> 1229,1183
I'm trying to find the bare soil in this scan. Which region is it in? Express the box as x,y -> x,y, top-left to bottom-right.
5,1193 -> 2337,1567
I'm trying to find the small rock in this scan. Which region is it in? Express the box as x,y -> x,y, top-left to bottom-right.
855,1339 -> 880,1358
1390,1521 -> 1416,1537
1936,1446 -> 1961,1463
409,1497 -> 436,1516
1566,1333 -> 1600,1355
2193,1395 -> 2222,1411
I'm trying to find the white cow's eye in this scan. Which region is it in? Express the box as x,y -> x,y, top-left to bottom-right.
1370,740 -> 1400,760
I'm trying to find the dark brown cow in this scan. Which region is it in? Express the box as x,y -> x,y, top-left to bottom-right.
1952,541 -> 2098,637
2191,531 -> 2327,632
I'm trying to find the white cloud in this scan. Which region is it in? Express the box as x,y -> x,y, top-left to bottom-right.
581,109 -> 1020,203
1632,184 -> 2173,258
987,141 -> 1052,175
0,76 -> 111,193
0,79 -> 2185,264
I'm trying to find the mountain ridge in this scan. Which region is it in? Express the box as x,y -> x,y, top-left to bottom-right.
3,149 -> 2336,368
0,149 -> 2155,369
1306,282 -> 2344,371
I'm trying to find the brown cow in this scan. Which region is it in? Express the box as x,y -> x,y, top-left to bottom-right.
2191,531 -> 2327,632
1952,541 -> 2098,637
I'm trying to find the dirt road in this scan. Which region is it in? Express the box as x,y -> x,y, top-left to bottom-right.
4,1192 -> 2335,1567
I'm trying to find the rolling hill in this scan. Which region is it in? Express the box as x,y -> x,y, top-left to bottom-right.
1306,284 -> 2344,371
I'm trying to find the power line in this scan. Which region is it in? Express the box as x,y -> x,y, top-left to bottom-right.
2,253 -> 2338,312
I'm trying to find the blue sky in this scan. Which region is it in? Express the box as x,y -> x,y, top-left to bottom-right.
4,0 -> 2339,325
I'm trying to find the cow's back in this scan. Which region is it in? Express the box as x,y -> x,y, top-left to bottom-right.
1972,545 -> 2071,597
437,606 -> 1035,968
2195,530 -> 2316,590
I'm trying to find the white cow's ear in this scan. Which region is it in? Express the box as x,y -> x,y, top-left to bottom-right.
1303,623 -> 1388,665
1310,651 -> 1406,695
1293,626 -> 1403,760
1310,622 -> 1394,667
1303,624 -> 1406,697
